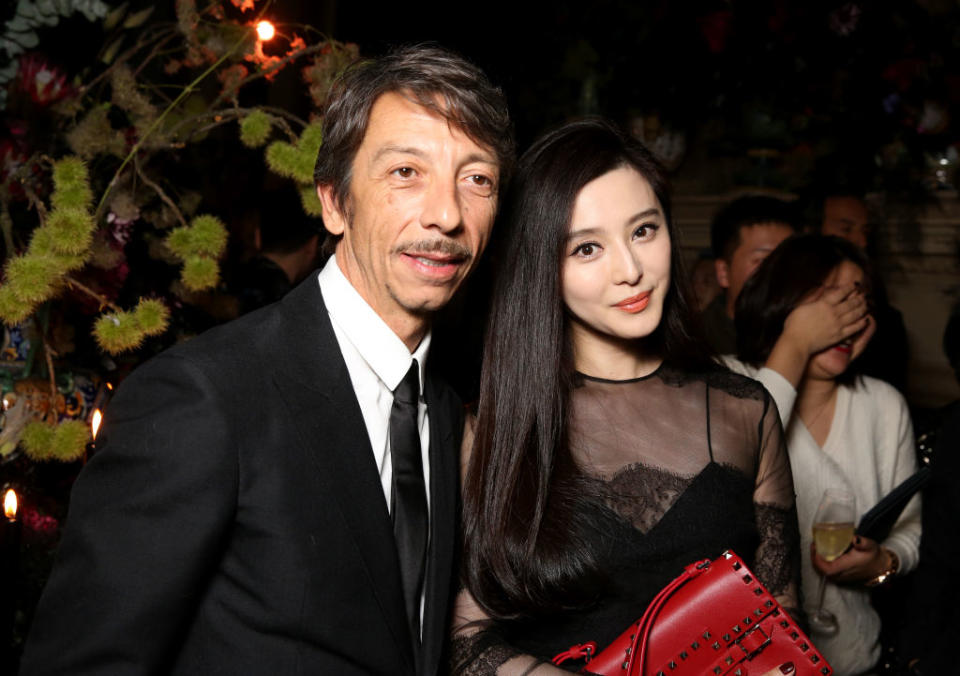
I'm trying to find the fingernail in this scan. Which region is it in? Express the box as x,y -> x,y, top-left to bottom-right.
780,663 -> 795,674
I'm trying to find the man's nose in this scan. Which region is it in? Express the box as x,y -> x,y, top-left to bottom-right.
421,175 -> 462,232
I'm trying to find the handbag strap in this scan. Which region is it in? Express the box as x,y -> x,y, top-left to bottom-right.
631,558 -> 712,675
550,558 -> 712,674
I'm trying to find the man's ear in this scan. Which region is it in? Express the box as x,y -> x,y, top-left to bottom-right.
317,184 -> 346,236
714,258 -> 730,289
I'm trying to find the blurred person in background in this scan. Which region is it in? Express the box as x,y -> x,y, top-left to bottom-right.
701,195 -> 800,354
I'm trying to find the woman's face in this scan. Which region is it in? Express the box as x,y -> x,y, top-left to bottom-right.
561,166 -> 671,360
806,260 -> 871,381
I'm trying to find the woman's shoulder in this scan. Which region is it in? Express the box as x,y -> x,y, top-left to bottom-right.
848,375 -> 909,411
663,360 -> 768,403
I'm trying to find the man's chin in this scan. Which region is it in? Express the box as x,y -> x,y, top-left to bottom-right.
391,288 -> 459,317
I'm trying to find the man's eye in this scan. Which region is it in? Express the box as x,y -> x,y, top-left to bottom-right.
468,175 -> 492,186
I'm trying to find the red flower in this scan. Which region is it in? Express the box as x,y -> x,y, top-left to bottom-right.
22,504 -> 59,536
16,54 -> 74,106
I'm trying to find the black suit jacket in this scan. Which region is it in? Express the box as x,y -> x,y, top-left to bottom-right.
21,275 -> 464,675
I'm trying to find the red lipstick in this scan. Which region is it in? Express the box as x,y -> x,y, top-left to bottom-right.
614,291 -> 651,313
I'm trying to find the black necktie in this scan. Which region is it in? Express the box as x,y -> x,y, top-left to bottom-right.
390,359 -> 427,647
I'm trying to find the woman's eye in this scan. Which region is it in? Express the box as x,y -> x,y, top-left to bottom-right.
633,224 -> 658,239
393,167 -> 416,178
468,174 -> 492,186
573,243 -> 598,257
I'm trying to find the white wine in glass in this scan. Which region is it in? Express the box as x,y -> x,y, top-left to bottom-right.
811,521 -> 856,562
809,488 -> 857,636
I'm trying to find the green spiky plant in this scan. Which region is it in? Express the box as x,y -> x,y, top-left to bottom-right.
0,1 -> 357,463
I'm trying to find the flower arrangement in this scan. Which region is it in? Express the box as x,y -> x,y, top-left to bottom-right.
0,0 -> 357,462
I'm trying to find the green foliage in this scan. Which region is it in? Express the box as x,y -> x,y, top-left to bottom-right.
0,155 -> 96,324
45,208 -> 95,254
299,184 -> 323,217
265,121 -> 323,184
166,214 -> 227,258
240,109 -> 272,147
21,420 -> 89,462
52,158 -> 92,198
300,122 -> 324,157
189,215 -> 228,256
134,298 -> 170,335
165,214 -> 226,292
265,141 -> 304,181
94,311 -> 145,353
92,298 -> 170,355
181,255 -> 219,291
0,285 -> 32,324
51,183 -> 95,211
165,226 -> 194,258
21,422 -> 54,461
4,255 -> 61,303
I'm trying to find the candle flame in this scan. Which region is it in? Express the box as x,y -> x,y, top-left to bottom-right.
4,489 -> 17,521
91,409 -> 103,440
106,382 -> 114,391
256,20 -> 275,41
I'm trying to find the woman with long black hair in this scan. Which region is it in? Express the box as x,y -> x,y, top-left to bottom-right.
451,119 -> 801,674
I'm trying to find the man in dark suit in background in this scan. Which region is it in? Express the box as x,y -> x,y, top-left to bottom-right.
21,45 -> 514,675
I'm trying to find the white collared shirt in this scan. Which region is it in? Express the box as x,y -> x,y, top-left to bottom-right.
317,255 -> 432,517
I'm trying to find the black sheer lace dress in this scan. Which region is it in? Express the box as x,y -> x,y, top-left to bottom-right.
452,364 -> 801,675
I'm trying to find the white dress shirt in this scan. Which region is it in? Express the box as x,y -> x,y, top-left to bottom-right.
317,255 -> 432,516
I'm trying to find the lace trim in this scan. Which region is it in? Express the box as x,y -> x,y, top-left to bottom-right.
654,363 -> 766,402
449,631 -> 521,676
594,462 -> 694,534
752,501 -> 800,597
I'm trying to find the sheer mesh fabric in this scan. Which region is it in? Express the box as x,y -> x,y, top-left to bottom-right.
451,364 -> 801,675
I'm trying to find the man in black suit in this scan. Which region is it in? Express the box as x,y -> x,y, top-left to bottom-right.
21,45 -> 514,675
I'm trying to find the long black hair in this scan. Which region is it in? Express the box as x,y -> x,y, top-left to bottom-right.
735,234 -> 872,386
462,118 -> 714,620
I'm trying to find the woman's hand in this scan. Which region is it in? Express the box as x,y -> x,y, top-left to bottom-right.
810,535 -> 890,584
782,283 -> 869,357
764,283 -> 869,388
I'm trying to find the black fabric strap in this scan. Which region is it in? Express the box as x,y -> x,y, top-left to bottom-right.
390,359 -> 427,652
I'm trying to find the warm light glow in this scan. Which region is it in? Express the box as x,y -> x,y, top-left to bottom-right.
256,20 -> 275,41
106,382 -> 114,391
91,409 -> 103,440
4,489 -> 17,521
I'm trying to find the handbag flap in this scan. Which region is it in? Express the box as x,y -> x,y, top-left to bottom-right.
581,551 -> 832,676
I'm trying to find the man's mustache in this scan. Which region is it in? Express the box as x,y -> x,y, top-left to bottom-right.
393,239 -> 473,261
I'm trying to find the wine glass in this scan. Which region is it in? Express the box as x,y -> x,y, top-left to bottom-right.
808,488 -> 856,636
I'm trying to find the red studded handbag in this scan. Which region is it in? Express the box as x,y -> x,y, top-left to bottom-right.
552,551 -> 832,676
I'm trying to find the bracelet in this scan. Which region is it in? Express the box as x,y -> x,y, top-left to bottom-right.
865,547 -> 900,587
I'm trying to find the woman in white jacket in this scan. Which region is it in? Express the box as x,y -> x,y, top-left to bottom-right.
727,234 -> 920,676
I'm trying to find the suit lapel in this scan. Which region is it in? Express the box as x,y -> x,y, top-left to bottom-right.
420,373 -> 462,676
270,277 -> 416,673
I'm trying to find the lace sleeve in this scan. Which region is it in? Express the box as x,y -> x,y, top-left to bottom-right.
450,587 -> 564,675
751,390 -> 801,612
